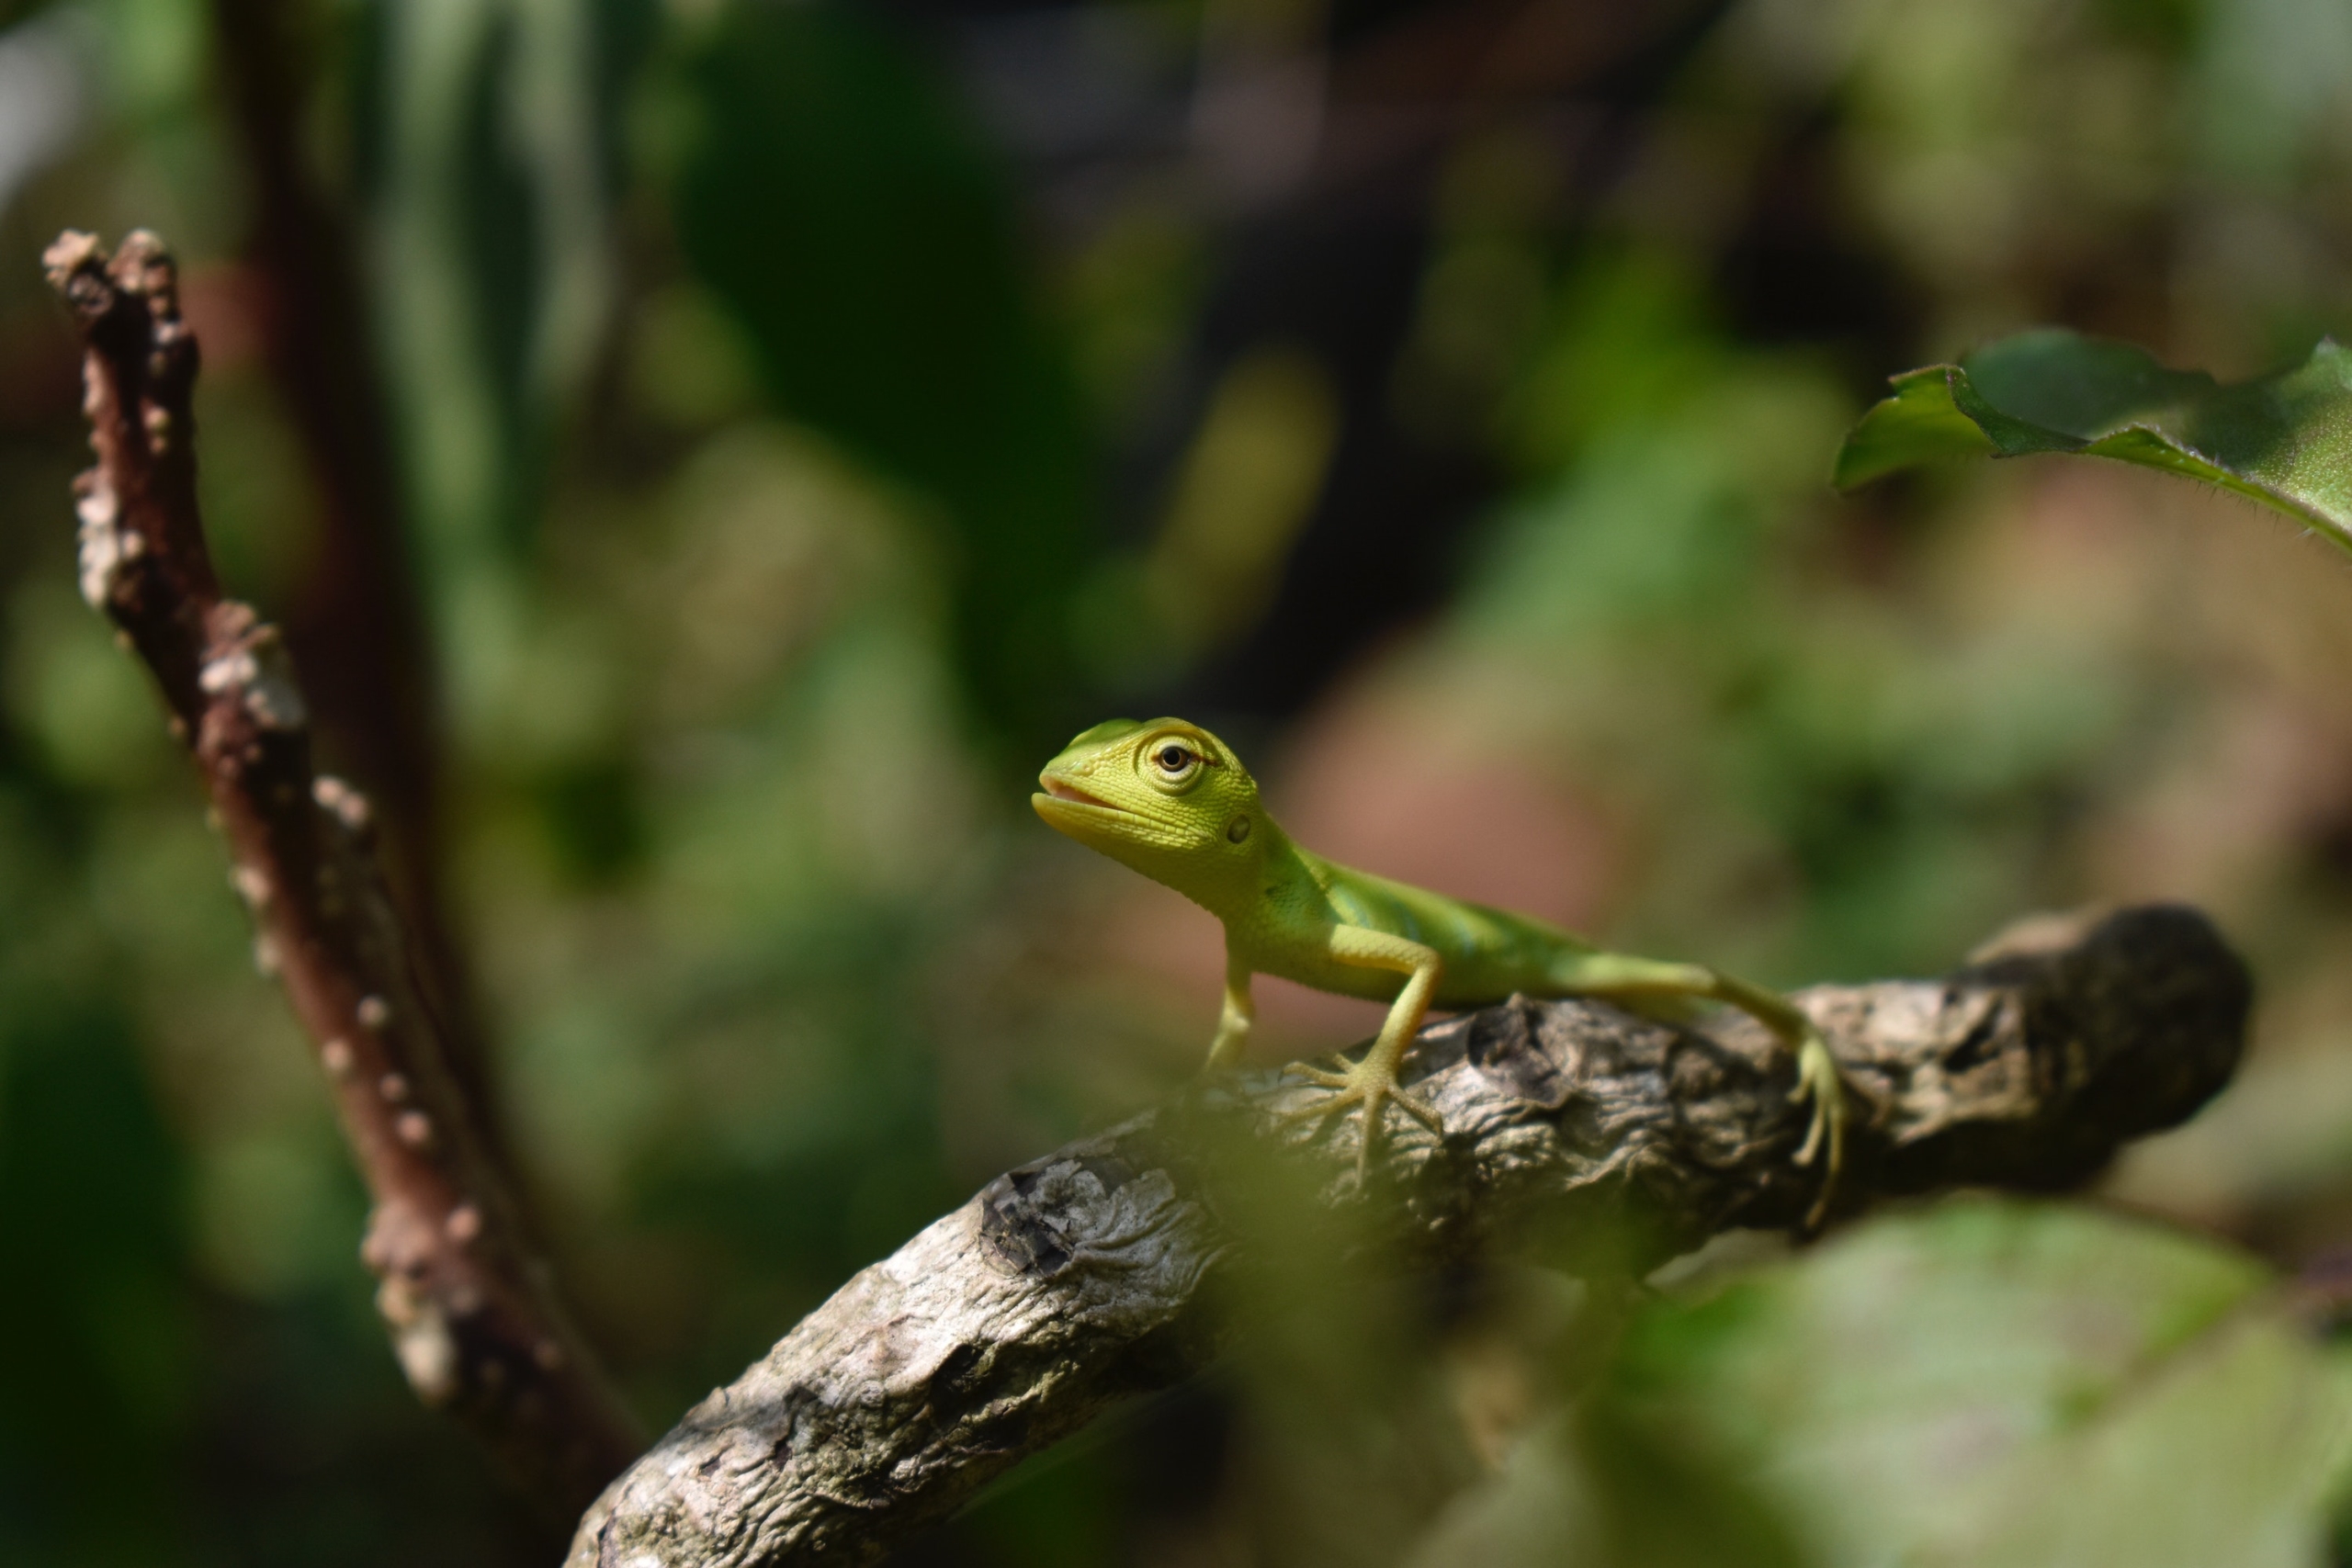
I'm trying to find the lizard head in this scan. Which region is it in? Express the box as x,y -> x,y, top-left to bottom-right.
1033,717 -> 1271,903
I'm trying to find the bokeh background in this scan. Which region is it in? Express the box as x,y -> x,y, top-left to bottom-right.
4,0 -> 2352,1562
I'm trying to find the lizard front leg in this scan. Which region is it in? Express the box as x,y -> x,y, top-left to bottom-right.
1203,948 -> 1256,1074
1280,926 -> 1445,1174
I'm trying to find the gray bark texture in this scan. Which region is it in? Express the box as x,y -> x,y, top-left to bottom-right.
570,902 -> 2248,1568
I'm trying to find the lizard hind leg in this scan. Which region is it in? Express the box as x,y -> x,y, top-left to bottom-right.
1706,970 -> 1848,1225
1546,951 -> 1849,1228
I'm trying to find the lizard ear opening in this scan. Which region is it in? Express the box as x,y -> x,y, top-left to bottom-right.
1227,816 -> 1250,844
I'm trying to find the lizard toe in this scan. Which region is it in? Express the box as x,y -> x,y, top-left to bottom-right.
1787,1034 -> 1848,1230
1389,1084 -> 1443,1136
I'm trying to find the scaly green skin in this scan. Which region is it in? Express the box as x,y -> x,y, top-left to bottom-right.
1035,717 -> 1849,1220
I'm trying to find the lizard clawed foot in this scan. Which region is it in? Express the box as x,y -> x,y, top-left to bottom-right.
1278,1053 -> 1443,1176
1787,1030 -> 1849,1230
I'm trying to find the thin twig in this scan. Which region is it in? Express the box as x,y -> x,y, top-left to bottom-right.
43,229 -> 639,1518
569,903 -> 2247,1568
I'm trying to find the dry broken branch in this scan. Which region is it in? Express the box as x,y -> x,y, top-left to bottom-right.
570,902 -> 2247,1568
43,229 -> 639,1517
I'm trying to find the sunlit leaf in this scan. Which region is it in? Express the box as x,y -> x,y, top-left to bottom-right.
1835,330 -> 2352,554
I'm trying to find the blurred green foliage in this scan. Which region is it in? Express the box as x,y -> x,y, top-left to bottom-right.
4,0 -> 2352,1562
667,0 -> 1094,755
1424,1201 -> 2350,1568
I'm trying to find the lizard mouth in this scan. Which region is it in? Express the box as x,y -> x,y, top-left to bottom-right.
1037,775 -> 1125,813
1039,775 -> 1128,822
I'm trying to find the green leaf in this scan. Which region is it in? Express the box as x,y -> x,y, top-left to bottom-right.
1835,329 -> 2352,553
1419,1201 -> 2352,1568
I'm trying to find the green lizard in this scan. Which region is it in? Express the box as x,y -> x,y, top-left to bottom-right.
1034,716 -> 1849,1221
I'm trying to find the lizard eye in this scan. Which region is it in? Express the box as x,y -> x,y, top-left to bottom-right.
1142,738 -> 1204,790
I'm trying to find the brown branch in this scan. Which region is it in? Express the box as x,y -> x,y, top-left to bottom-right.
43,230 -> 639,1517
568,903 -> 2247,1568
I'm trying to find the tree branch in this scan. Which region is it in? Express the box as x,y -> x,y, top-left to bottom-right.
568,903 -> 2246,1568
43,229 -> 639,1517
